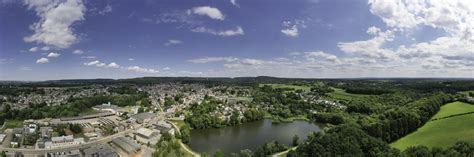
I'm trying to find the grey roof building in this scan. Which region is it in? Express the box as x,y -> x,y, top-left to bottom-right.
111,137 -> 141,155
129,112 -> 156,123
83,144 -> 118,157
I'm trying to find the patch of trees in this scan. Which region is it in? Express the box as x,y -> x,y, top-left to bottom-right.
403,141 -> 474,157
254,141 -> 288,157
288,125 -> 398,157
0,86 -> 45,96
362,93 -> 453,142
345,87 -> 394,95
311,112 -> 345,125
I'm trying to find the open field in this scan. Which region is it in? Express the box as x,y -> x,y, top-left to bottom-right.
259,84 -> 311,92
326,88 -> 368,101
2,119 -> 24,129
431,102 -> 474,119
391,102 -> 474,150
459,90 -> 474,96
78,108 -> 99,116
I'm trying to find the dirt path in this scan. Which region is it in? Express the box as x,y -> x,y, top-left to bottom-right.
271,146 -> 297,157
167,120 -> 201,157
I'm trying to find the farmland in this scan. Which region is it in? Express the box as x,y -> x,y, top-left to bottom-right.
391,101 -> 474,150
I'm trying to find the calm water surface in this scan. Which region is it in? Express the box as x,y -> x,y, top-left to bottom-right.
189,119 -> 322,155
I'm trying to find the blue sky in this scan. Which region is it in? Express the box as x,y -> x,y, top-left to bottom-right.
0,0 -> 473,80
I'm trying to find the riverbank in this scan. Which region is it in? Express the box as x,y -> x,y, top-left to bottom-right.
166,119 -> 201,157
264,113 -> 310,124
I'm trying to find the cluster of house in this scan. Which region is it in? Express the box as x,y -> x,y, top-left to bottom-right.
1,86 -> 109,110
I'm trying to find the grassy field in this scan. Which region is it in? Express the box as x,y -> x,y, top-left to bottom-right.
78,108 -> 99,116
2,119 -> 24,129
259,84 -> 311,92
391,101 -> 474,150
326,88 -> 368,101
431,102 -> 474,119
459,90 -> 474,96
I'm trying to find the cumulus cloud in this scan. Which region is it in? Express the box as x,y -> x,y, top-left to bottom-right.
29,47 -> 38,52
241,59 -> 266,65
46,52 -> 60,58
281,20 -> 306,37
188,56 -> 239,63
23,0 -> 86,48
164,39 -> 182,46
72,49 -> 84,54
83,60 -> 159,74
83,60 -> 119,68
107,62 -> 120,68
41,46 -> 50,51
188,6 -> 225,20
128,58 -> 135,61
191,26 -> 244,37
281,25 -> 298,37
36,57 -> 49,64
126,66 -> 159,74
304,51 -> 338,62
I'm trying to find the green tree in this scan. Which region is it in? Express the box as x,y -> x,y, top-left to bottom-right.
214,149 -> 225,157
292,135 -> 299,146
180,124 -> 191,144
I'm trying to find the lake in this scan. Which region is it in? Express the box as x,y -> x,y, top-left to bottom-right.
188,119 -> 323,155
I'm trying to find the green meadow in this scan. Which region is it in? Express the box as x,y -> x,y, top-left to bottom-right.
326,87 -> 368,101
391,101 -> 474,150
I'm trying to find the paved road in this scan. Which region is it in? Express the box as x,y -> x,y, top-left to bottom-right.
0,128 -> 136,155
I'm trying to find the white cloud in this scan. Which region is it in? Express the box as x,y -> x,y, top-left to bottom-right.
36,57 -> 49,64
84,60 -> 100,66
164,39 -> 182,46
303,51 -> 338,62
29,47 -> 38,52
23,0 -> 86,48
188,57 -> 239,63
107,62 -> 120,68
127,66 -> 159,74
368,0 -> 474,40
191,26 -> 244,37
41,46 -> 50,51
46,52 -> 60,58
128,58 -> 135,61
84,60 -> 120,68
281,20 -> 306,37
338,29 -> 396,60
281,25 -> 298,37
189,6 -> 225,20
98,4 -> 112,15
230,0 -> 239,7
72,49 -> 84,54
163,67 -> 171,70
241,59 -> 266,65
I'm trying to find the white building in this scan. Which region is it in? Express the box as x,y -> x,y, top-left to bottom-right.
44,135 -> 84,149
0,134 -> 5,143
134,128 -> 161,145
